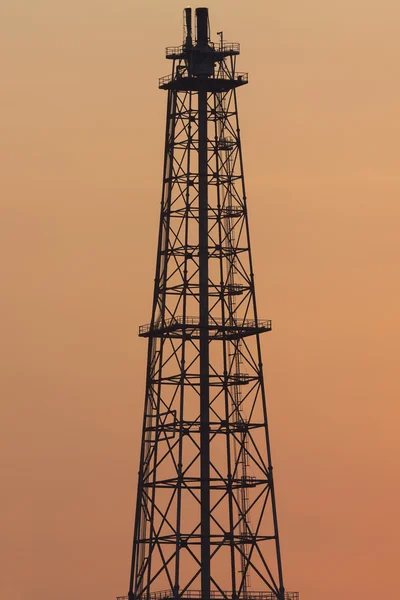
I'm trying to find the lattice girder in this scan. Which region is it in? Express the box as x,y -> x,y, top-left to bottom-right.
126,9 -> 296,600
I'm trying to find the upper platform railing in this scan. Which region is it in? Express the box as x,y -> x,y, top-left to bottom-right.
166,42 -> 240,58
159,71 -> 248,90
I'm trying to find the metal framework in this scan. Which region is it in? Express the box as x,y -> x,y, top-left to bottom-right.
122,8 -> 297,600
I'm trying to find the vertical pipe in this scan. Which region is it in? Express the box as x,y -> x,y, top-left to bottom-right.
174,91 -> 193,597
198,83 -> 211,599
196,8 -> 209,45
184,7 -> 192,46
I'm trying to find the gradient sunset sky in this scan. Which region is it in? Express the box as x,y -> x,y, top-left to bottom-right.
1,2 -> 400,600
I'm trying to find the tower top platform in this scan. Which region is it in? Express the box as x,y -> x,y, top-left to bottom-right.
159,7 -> 248,91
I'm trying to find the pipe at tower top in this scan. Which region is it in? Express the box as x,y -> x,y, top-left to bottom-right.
184,7 -> 192,46
196,7 -> 209,45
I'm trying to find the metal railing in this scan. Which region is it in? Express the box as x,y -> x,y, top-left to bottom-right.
159,74 -> 174,87
118,592 -> 298,600
159,71 -> 248,88
216,42 -> 240,53
139,316 -> 271,336
165,42 -> 240,57
214,71 -> 248,83
166,45 -> 185,57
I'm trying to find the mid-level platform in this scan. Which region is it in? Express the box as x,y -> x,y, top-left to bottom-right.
139,316 -> 272,340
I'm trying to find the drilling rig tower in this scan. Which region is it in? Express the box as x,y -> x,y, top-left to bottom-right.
120,8 -> 298,600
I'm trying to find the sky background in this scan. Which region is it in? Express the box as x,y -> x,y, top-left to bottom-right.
1,1 -> 400,600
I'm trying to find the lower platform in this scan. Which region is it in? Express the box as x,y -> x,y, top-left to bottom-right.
118,592 -> 298,600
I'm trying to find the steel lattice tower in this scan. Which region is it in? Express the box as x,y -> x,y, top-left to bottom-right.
121,8 -> 298,600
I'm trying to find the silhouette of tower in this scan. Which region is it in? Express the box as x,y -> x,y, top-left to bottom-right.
121,8 -> 298,600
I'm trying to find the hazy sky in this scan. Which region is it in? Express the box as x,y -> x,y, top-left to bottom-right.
1,2 -> 399,600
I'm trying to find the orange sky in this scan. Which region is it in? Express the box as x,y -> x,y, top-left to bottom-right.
1,2 -> 400,600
